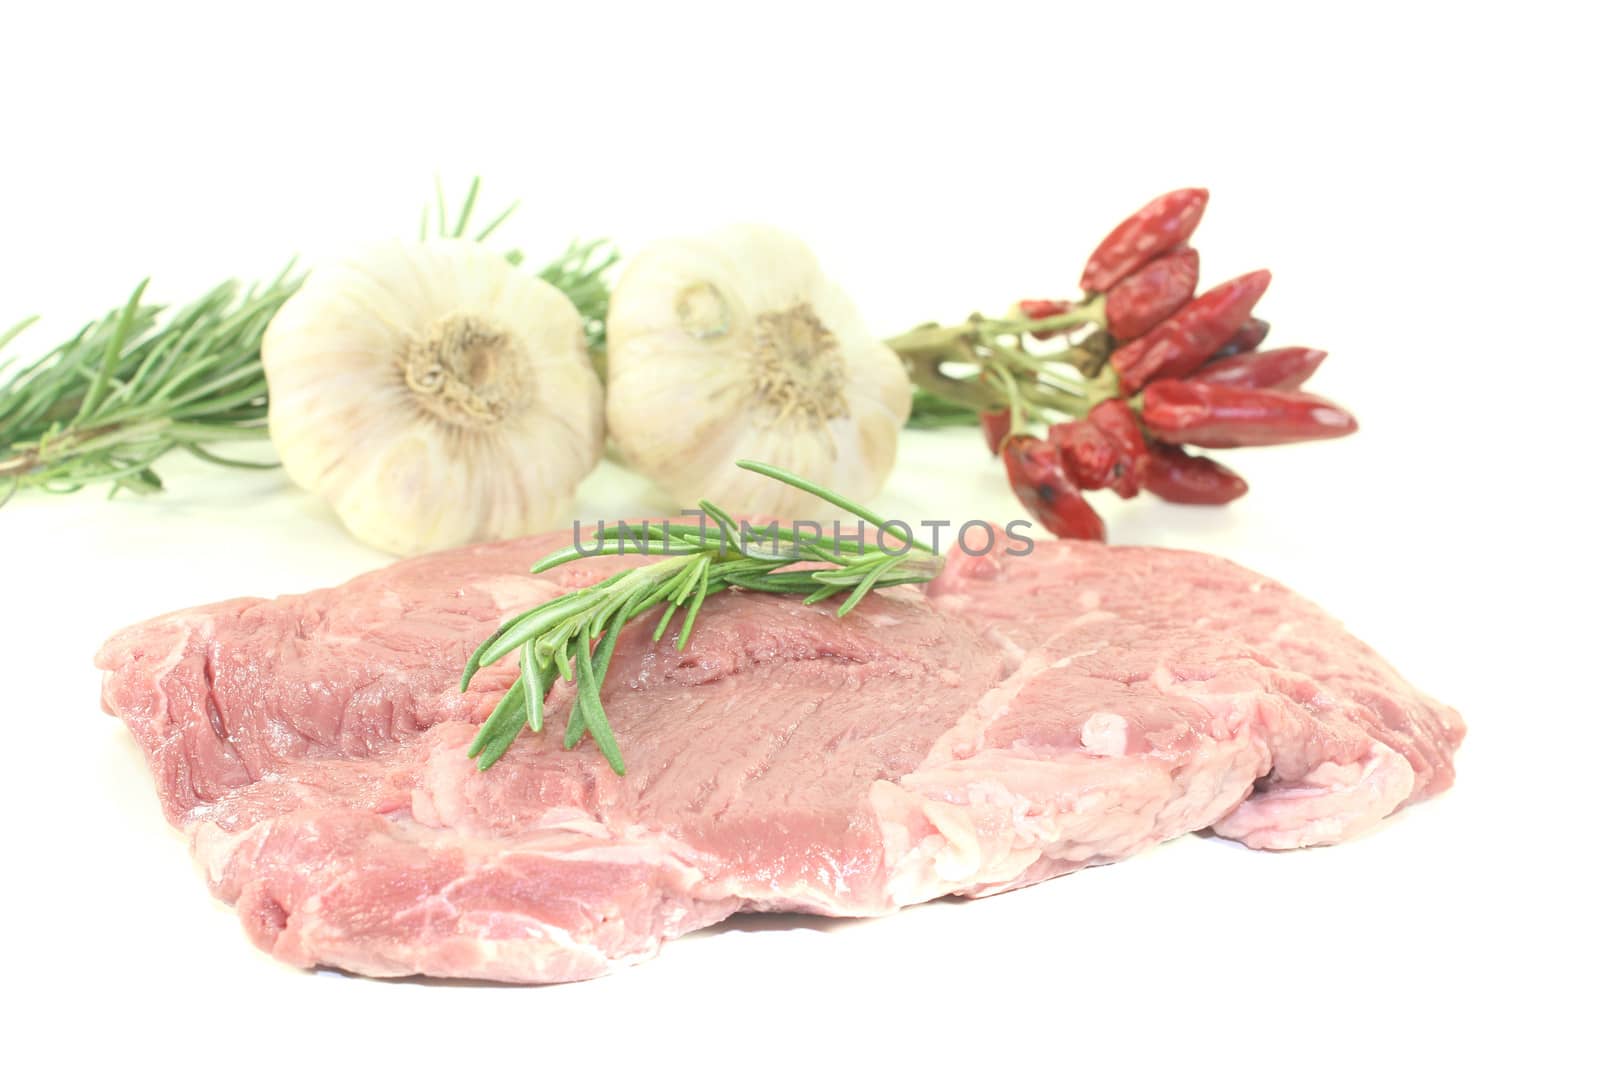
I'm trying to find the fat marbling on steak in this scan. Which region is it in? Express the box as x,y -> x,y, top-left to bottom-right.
96,533 -> 1464,982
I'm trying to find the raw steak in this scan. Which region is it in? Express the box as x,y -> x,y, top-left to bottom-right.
96,533 -> 1464,982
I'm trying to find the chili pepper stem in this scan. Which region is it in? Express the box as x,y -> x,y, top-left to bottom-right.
985,296 -> 1109,344
882,293 -> 1107,361
897,345 -> 1016,412
887,295 -> 1115,425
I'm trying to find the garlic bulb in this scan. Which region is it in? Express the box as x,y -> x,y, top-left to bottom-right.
604,224 -> 910,515
261,239 -> 603,555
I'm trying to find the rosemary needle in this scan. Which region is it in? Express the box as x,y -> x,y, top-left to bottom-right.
461,461 -> 945,774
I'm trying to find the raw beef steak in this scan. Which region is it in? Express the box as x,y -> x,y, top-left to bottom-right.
96,534 -> 1464,982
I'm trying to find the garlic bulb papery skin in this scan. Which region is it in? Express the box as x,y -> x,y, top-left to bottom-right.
261,239 -> 603,556
604,224 -> 911,516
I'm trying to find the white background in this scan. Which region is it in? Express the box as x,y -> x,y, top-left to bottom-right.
2,1 -> 1593,1062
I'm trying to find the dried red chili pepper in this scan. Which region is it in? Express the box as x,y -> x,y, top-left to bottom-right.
1001,435 -> 1106,541
1106,246 -> 1200,341
1047,420 -> 1119,490
1208,316 -> 1270,359
1086,398 -> 1148,498
1080,188 -> 1209,293
1143,442 -> 1249,504
1189,346 -> 1327,391
979,410 -> 1012,455
1019,298 -> 1073,340
1111,269 -> 1272,394
1020,298 -> 1071,319
1140,380 -> 1358,448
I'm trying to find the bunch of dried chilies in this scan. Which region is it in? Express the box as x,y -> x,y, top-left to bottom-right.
891,187 -> 1356,539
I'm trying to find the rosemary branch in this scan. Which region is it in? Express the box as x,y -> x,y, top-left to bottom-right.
460,460 -> 942,774
0,177 -> 617,506
0,271 -> 295,501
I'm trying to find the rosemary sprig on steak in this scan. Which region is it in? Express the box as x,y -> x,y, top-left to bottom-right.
461,460 -> 940,774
